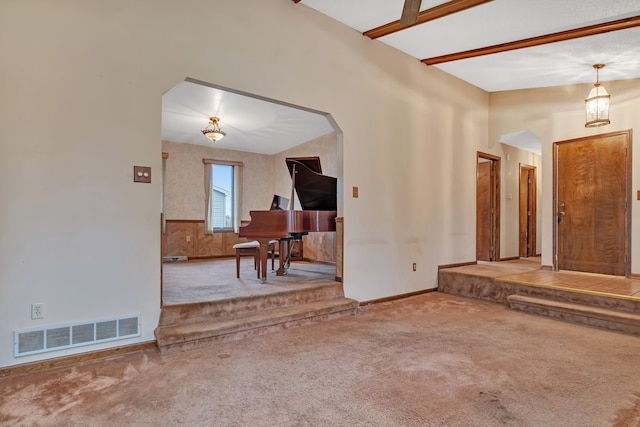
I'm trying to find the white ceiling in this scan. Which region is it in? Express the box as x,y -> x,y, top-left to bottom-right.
162,1 -> 640,156
301,0 -> 640,92
161,79 -> 335,155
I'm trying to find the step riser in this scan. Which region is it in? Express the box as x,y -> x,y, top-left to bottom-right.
159,283 -> 345,326
438,271 -> 640,313
509,300 -> 640,336
158,308 -> 354,355
156,299 -> 358,345
438,272 -> 498,302
440,269 -> 640,335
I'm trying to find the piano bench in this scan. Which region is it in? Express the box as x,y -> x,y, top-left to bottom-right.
232,241 -> 260,278
232,241 -> 278,279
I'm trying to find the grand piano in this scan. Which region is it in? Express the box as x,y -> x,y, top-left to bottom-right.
239,156 -> 337,282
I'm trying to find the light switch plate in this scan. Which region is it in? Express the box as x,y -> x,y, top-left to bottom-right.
133,166 -> 151,183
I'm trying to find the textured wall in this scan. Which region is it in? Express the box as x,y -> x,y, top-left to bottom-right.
162,132 -> 337,221
162,141 -> 272,220
1,0 -> 487,367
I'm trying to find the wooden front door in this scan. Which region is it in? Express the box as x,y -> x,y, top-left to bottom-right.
519,165 -> 536,257
554,130 -> 631,276
477,153 -> 500,261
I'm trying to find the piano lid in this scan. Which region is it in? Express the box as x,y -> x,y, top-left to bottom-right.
286,157 -> 337,211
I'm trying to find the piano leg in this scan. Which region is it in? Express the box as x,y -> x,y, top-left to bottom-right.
257,238 -> 271,282
276,237 -> 293,276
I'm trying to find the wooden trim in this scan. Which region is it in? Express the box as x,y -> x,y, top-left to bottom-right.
162,152 -> 169,159
335,217 -> 344,282
165,219 -> 205,224
364,0 -> 493,39
422,15 -> 640,65
477,152 -> 501,261
500,256 -> 520,261
438,261 -> 477,270
187,255 -> 235,260
540,265 -> 553,271
160,213 -> 164,307
0,341 -> 157,378
519,164 -> 537,258
202,158 -> 244,166
359,288 -> 437,306
629,273 -> 640,280
301,259 -> 335,265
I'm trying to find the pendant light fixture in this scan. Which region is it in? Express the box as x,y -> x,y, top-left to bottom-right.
201,116 -> 226,142
584,64 -> 610,128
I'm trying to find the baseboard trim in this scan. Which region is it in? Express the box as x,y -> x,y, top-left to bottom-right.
0,341 -> 157,378
359,288 -> 437,307
438,261 -> 476,270
541,265 -> 554,271
500,256 -> 520,261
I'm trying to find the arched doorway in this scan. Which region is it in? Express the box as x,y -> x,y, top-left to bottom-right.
159,78 -> 344,306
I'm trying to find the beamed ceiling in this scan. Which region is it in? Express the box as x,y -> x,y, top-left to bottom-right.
162,1 -> 640,156
295,0 -> 640,92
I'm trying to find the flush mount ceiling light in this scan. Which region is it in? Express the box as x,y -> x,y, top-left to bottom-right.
201,116 -> 226,142
585,64 -> 610,128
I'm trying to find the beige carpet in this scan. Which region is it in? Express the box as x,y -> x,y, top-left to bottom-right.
2,292 -> 640,426
162,258 -> 337,305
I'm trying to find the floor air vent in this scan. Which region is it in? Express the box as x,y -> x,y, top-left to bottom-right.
14,315 -> 140,357
163,256 -> 188,262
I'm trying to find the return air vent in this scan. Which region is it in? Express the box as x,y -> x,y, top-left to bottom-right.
163,256 -> 188,262
14,315 -> 140,357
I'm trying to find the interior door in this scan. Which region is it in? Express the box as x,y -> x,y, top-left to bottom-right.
519,165 -> 536,257
554,131 -> 630,276
477,153 -> 500,261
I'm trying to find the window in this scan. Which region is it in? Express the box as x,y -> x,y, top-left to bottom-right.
203,159 -> 243,233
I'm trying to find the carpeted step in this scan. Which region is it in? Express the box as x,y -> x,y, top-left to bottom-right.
158,282 -> 347,327
155,297 -> 359,355
507,294 -> 640,336
438,269 -> 498,301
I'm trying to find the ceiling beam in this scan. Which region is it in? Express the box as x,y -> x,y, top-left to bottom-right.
363,0 -> 493,39
422,15 -> 640,65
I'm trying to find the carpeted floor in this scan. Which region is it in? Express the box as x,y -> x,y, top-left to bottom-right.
162,258 -> 337,305
2,292 -> 640,426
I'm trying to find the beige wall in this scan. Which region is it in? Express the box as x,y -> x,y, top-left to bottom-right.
1,0 -> 488,367
162,141 -> 271,220
162,132 -> 337,221
490,78 -> 640,270
272,132 -> 338,210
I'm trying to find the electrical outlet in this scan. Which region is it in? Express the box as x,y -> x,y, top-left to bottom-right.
186,235 -> 191,242
31,303 -> 44,319
412,263 -> 417,271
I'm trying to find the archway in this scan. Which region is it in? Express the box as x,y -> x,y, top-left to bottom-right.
159,78 -> 344,306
